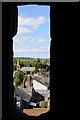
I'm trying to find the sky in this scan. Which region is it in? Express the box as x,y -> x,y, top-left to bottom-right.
13,5 -> 51,58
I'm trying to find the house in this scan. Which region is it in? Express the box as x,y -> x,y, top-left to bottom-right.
30,88 -> 44,102
15,86 -> 31,108
30,77 -> 50,106
20,67 -> 35,73
14,86 -> 37,109
35,90 -> 50,100
15,86 -> 31,103
32,77 -> 49,91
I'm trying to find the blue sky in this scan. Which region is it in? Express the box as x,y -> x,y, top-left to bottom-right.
13,5 -> 50,58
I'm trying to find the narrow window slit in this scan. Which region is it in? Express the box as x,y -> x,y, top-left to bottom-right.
13,4 -> 51,117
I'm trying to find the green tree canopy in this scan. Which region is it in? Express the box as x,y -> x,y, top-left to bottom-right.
13,58 -> 17,64
37,58 -> 40,63
30,60 -> 38,67
15,70 -> 24,83
14,78 -> 21,86
13,64 -> 17,71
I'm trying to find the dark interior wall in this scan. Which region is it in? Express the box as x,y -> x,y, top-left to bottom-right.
0,2 -> 2,120
2,3 -> 18,118
50,3 -> 80,115
2,2 -> 80,120
50,4 -> 66,113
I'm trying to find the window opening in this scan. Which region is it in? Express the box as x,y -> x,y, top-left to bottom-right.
13,4 -> 51,116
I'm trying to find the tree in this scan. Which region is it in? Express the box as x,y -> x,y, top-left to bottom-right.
14,78 -> 21,86
15,70 -> 24,83
13,58 -> 17,71
39,101 -> 48,108
13,58 -> 17,64
45,65 -> 50,71
30,60 -> 38,67
22,60 -> 28,67
13,64 -> 17,71
37,58 -> 40,63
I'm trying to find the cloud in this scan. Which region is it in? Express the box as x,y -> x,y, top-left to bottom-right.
13,35 -> 31,44
17,26 -> 33,34
13,46 -> 50,54
13,15 -> 50,57
13,35 -> 49,45
30,38 -> 48,44
18,16 -> 45,27
17,16 -> 46,35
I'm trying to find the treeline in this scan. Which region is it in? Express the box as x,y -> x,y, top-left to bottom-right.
13,57 -> 33,60
13,58 -> 50,72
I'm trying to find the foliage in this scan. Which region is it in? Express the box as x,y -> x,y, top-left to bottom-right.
14,78 -> 21,86
15,70 -> 24,82
45,65 -> 49,72
39,101 -> 48,108
13,64 -> 17,71
37,58 -> 40,63
30,60 -> 38,67
13,59 -> 17,64
13,58 -> 50,72
13,59 -> 17,71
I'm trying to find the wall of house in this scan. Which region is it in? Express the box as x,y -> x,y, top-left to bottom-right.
44,93 -> 50,101
33,80 -> 48,90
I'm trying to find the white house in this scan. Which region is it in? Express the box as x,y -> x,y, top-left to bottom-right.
32,77 -> 49,91
20,67 -> 35,73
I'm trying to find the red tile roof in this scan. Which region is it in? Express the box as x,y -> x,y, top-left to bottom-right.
23,109 -> 48,116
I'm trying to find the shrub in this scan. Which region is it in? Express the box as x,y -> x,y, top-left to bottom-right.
39,101 -> 48,108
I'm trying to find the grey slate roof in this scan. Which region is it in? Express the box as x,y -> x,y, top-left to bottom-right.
41,72 -> 50,78
32,77 -> 49,88
16,95 -> 22,101
15,86 -> 31,102
35,90 -> 50,97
